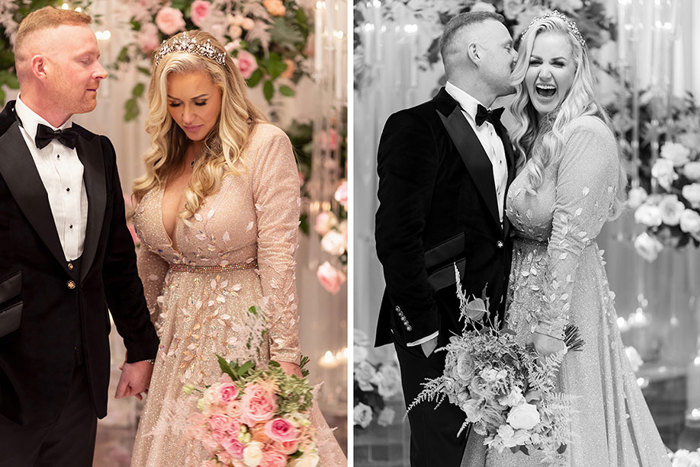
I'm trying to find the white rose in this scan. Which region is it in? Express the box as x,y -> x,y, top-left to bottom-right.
627,187 -> 648,209
480,368 -> 501,382
659,195 -> 686,226
682,183 -> 700,208
456,353 -> 475,381
289,451 -> 320,467
634,204 -> 662,227
506,403 -> 540,430
652,158 -> 679,190
354,361 -> 377,391
680,209 -> 700,234
321,230 -> 346,256
243,441 -> 264,466
499,387 -> 525,408
377,407 -> 396,426
461,399 -> 482,423
497,424 -> 517,447
661,142 -> 691,166
353,402 -> 373,428
354,346 -> 368,363
625,346 -> 643,372
684,162 -> 700,181
374,364 -> 402,398
512,429 -> 531,446
634,232 -> 664,262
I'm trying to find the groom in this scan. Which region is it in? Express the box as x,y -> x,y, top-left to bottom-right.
0,7 -> 158,466
375,12 -> 518,466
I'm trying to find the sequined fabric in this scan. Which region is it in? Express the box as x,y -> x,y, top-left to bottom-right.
465,117 -> 669,467
129,123 -> 346,466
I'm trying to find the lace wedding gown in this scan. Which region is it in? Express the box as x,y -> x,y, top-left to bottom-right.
464,116 -> 670,467
129,123 -> 346,466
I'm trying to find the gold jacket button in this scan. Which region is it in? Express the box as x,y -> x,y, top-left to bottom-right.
67,280 -> 76,290
496,240 -> 504,249
67,262 -> 74,270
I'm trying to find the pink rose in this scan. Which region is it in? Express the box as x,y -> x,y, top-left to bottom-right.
261,450 -> 288,467
226,400 -> 242,419
223,437 -> 245,458
314,211 -> 337,236
234,50 -> 258,79
273,439 -> 299,455
334,180 -> 348,207
136,23 -> 159,53
219,382 -> 239,403
190,0 -> 211,27
155,7 -> 186,35
240,384 -> 277,424
316,261 -> 346,294
209,414 -> 232,432
264,418 -> 300,442
211,428 -> 228,444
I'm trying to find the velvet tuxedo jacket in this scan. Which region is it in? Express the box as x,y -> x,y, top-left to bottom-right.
0,100 -> 158,426
375,88 -> 517,347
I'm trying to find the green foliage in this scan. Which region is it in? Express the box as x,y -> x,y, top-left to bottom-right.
263,80 -> 274,102
279,84 -> 295,97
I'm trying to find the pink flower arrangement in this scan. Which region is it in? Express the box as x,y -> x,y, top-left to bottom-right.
186,360 -> 318,466
334,180 -> 348,207
234,50 -> 259,79
190,0 -> 212,27
136,22 -> 159,53
155,7 -> 186,35
316,261 -> 346,295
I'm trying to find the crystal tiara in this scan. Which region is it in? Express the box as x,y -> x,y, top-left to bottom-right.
153,31 -> 227,68
524,10 -> 586,48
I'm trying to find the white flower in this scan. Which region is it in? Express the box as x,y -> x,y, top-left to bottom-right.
243,441 -> 264,466
461,399 -> 482,423
634,204 -> 662,227
314,211 -> 338,236
354,346 -> 368,363
374,365 -> 402,398
659,195 -> 686,226
634,232 -> 664,262
682,183 -> 700,208
499,387 -> 525,408
497,424 -> 517,447
627,187 -> 648,209
506,403 -> 540,430
354,361 -> 377,391
685,162 -> 700,181
680,209 -> 700,234
480,368 -> 505,382
456,353 -> 475,381
289,451 -> 320,467
321,230 -> 346,256
670,449 -> 700,467
625,346 -> 643,372
661,142 -> 691,166
471,1 -> 497,12
353,402 -> 373,428
377,407 -> 396,426
652,158 -> 679,190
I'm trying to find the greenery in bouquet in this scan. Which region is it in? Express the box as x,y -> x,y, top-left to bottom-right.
112,0 -> 312,120
610,91 -> 700,260
353,330 -> 402,429
409,266 -> 583,464
0,0 -> 96,104
184,354 -> 319,466
286,110 -> 348,295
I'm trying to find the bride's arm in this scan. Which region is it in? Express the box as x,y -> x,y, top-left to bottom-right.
251,126 -> 302,368
535,117 -> 620,349
136,247 -> 169,336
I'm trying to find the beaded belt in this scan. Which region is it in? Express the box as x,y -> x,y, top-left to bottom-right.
169,260 -> 257,273
513,236 -> 549,247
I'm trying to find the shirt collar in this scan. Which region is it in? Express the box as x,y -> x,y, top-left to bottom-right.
445,81 -> 487,121
15,94 -> 74,144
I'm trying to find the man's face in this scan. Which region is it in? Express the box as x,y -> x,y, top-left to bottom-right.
41,24 -> 107,116
474,20 -> 517,97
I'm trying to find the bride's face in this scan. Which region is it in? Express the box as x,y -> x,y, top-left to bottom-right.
524,31 -> 577,117
166,69 -> 223,142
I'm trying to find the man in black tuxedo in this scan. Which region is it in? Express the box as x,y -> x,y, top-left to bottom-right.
0,7 -> 158,466
375,11 -> 519,466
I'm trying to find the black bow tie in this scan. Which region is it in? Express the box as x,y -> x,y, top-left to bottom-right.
475,104 -> 505,128
35,124 -> 78,149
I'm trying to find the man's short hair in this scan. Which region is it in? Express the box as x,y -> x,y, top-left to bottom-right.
439,11 -> 505,63
15,6 -> 92,56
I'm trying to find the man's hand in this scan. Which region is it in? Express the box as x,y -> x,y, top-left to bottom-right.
115,360 -> 154,400
420,336 -> 438,358
532,332 -> 566,356
279,361 -> 303,378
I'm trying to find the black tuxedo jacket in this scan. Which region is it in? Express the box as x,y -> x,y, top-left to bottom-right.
0,100 -> 158,426
375,88 -> 517,347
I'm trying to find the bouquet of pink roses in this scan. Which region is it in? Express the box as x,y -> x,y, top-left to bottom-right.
185,356 -> 319,467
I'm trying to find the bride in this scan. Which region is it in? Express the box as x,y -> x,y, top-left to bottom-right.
468,11 -> 670,467
128,31 -> 346,466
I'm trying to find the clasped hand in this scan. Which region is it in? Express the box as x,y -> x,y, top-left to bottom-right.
532,331 -> 566,356
115,360 -> 155,400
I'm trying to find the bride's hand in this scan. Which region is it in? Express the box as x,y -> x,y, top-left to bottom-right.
278,361 -> 304,378
532,332 -> 566,356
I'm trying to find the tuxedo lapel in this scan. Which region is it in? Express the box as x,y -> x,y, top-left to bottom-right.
75,132 -> 105,281
0,122 -> 69,270
435,94 -> 501,228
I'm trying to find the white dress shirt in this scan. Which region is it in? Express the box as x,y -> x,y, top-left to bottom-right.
15,96 -> 88,261
408,84 -> 509,349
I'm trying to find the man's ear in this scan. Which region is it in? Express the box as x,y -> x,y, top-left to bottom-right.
467,42 -> 480,66
30,55 -> 48,80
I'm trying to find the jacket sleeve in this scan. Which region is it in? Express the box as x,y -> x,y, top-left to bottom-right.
375,110 -> 440,343
100,136 -> 159,363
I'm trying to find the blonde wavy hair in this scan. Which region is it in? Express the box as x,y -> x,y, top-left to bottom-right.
132,30 -> 266,219
510,14 -> 626,216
